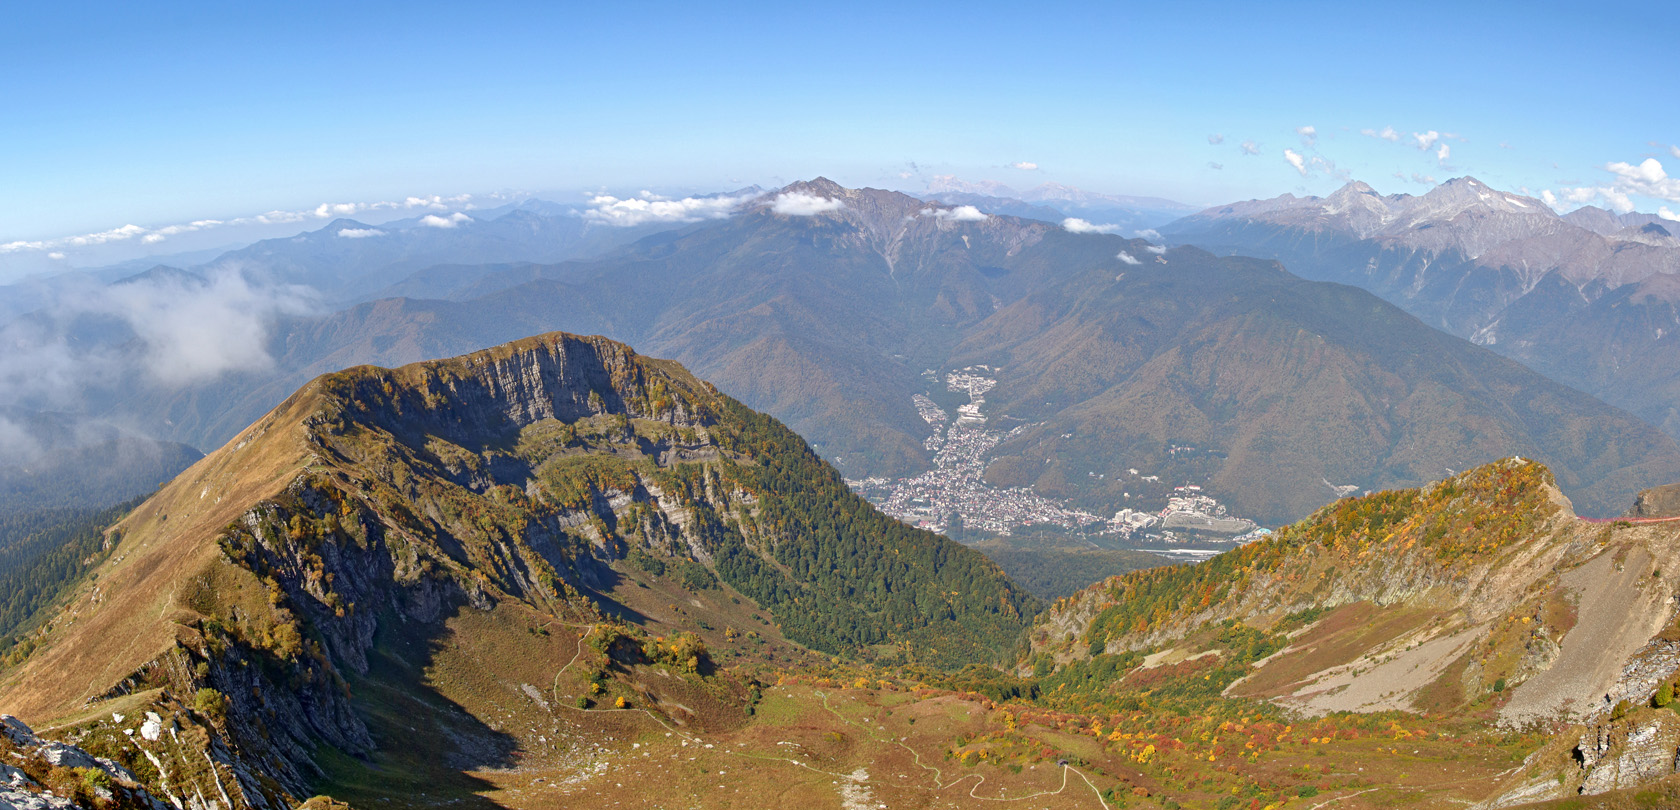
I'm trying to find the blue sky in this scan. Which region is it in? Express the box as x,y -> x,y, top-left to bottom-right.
4,1 -> 1678,257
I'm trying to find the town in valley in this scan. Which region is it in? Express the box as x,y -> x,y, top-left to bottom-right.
848,367 -> 1270,561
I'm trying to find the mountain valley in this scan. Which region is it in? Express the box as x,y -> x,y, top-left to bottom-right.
17,179 -> 1680,537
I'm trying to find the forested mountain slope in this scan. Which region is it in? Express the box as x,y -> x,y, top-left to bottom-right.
0,331 -> 1034,808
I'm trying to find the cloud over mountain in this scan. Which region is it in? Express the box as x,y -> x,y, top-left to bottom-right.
1061,217 -> 1121,234
928,205 -> 988,222
419,212 -> 471,228
771,192 -> 845,216
0,268 -> 317,451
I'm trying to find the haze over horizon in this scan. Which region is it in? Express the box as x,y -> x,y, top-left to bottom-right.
4,1 -> 1678,279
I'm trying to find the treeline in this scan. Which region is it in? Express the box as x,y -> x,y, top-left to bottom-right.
0,498 -> 142,644
707,397 -> 1041,668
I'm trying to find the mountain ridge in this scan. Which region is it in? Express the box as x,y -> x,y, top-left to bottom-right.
1164,175 -> 1680,443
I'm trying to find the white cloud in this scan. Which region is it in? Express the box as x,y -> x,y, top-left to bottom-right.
337,228 -> 386,238
1559,158 -> 1680,212
0,267 -> 318,425
419,212 -> 472,229
1240,140 -> 1260,156
584,191 -> 751,226
1671,145 -> 1680,159
1145,244 -> 1167,255
1361,126 -> 1401,142
926,205 -> 988,222
1561,186 -> 1634,213
1284,149 -> 1308,176
1410,172 -> 1436,185
314,202 -> 363,218
141,233 -> 166,244
46,252 -> 65,260
1208,134 -> 1225,145
1010,161 -> 1039,170
1134,229 -> 1163,240
1437,143 -> 1451,164
1610,157 -> 1670,186
771,192 -> 845,217
1541,190 -> 1560,209
1660,207 -> 1680,222
1297,125 -> 1317,147
1413,130 -> 1440,151
1061,217 -> 1121,234
1208,161 -> 1224,170
1117,251 -> 1141,265
107,270 -> 316,385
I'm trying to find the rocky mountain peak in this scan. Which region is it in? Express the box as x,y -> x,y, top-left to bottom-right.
1408,176 -> 1554,220
782,176 -> 847,198
761,178 -> 1050,268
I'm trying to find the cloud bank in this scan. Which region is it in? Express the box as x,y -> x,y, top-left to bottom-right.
1,194 -> 483,255
584,191 -> 752,226
337,228 -> 385,238
1117,251 -> 1141,265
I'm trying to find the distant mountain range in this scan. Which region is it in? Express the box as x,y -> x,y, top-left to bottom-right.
919,175 -> 1195,234
27,178 -> 1677,525
1162,176 -> 1680,440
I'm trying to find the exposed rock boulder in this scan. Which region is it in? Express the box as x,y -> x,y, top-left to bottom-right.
1629,482 -> 1680,518
1576,713 -> 1680,795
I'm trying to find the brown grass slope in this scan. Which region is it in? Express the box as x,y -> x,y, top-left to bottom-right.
0,383 -> 324,720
